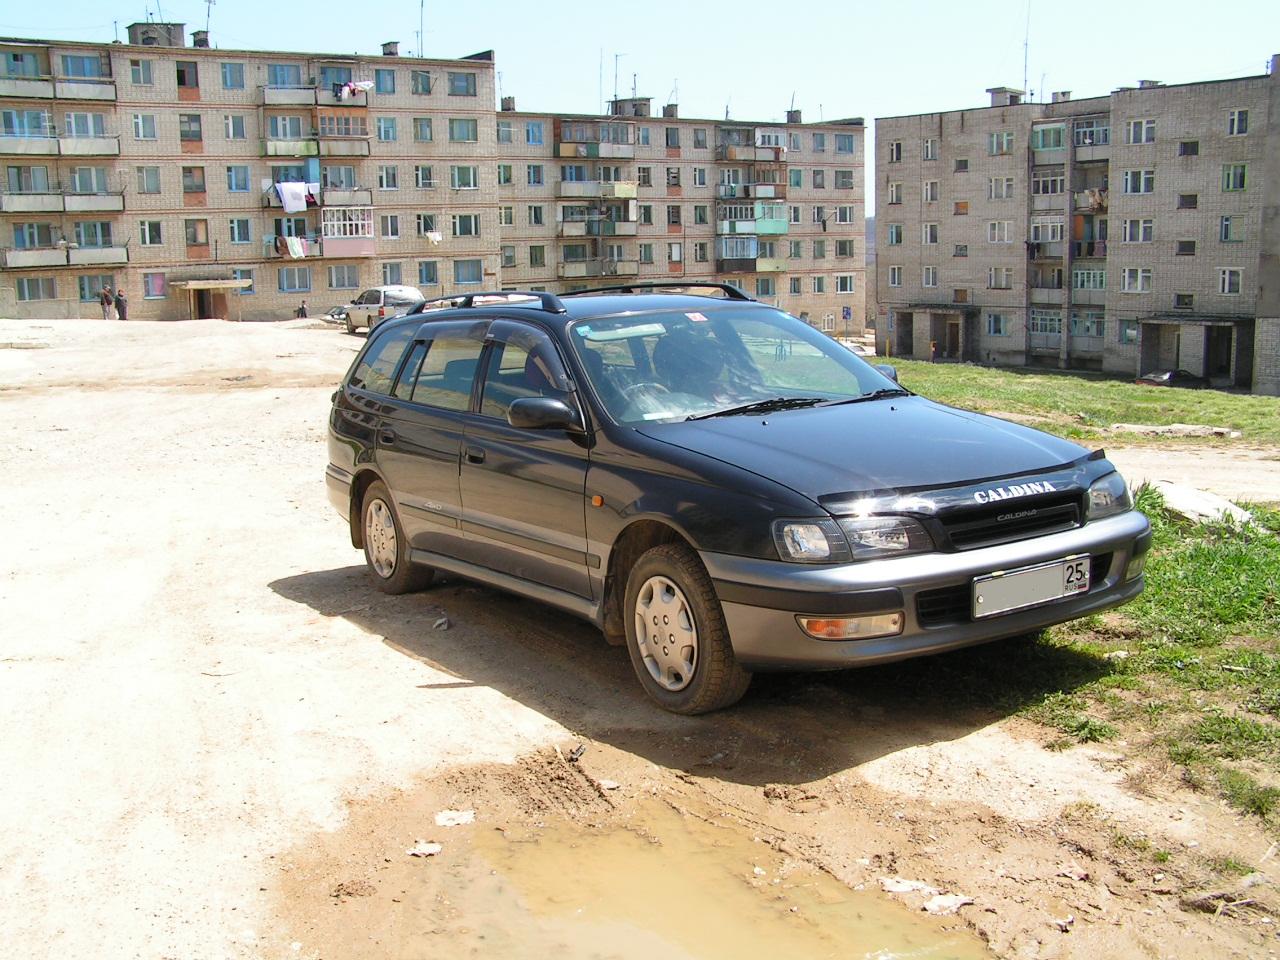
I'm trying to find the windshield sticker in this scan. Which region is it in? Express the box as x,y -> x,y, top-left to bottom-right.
575,324 -> 592,337
582,323 -> 666,341
686,312 -> 709,322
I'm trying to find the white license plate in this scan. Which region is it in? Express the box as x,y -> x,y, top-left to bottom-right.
973,556 -> 1090,619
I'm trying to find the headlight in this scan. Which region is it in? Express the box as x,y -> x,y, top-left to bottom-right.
837,516 -> 933,561
1086,472 -> 1132,522
773,519 -> 850,563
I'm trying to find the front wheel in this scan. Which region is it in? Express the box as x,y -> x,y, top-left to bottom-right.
623,543 -> 751,714
344,313 -> 357,335
360,481 -> 433,594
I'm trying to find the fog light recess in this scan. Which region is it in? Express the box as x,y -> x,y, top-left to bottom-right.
1125,552 -> 1148,582
797,612 -> 904,641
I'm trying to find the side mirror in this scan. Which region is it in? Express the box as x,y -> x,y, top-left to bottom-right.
507,397 -> 582,432
876,364 -> 899,383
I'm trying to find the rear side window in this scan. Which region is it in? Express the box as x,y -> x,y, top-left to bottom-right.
398,335 -> 485,411
349,324 -> 414,395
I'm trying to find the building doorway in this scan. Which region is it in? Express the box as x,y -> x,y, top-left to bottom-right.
894,311 -> 914,357
1207,325 -> 1233,381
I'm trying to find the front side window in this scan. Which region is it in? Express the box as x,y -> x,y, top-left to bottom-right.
479,326 -> 572,420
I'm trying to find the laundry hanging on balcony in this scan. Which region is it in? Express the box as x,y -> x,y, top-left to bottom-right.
425,230 -> 443,245
275,181 -> 311,214
335,80 -> 376,100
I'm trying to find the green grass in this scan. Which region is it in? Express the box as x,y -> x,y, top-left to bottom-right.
884,359 -> 1280,445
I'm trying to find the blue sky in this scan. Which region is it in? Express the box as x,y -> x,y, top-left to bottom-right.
6,0 -> 1278,201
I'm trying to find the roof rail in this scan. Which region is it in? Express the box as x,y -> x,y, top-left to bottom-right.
420,290 -> 568,314
562,282 -> 755,302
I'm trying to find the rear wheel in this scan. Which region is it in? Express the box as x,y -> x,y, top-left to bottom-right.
623,543 -> 751,714
344,313 -> 356,335
360,481 -> 433,594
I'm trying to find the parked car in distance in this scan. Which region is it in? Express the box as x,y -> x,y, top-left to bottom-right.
326,284 -> 1151,714
343,285 -> 424,334
323,305 -> 349,325
1135,369 -> 1208,389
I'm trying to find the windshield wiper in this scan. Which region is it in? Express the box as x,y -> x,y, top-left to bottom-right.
686,397 -> 827,420
820,388 -> 911,407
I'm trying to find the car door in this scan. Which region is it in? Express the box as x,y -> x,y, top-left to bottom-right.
458,320 -> 593,599
374,319 -> 489,557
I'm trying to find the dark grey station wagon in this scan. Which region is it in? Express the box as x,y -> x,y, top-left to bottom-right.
327,284 -> 1150,714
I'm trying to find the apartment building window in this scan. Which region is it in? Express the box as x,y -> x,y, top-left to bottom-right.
834,169 -> 854,189
224,114 -> 246,140
694,242 -> 708,263
76,275 -> 116,301
812,276 -> 825,294
665,127 -> 680,148
526,121 -> 543,145
136,166 -> 160,194
887,140 -> 902,163
836,239 -> 855,258
529,245 -> 546,268
665,166 -> 681,187
416,213 -> 437,234
922,137 -> 937,160
954,244 -> 968,257
812,205 -> 825,224
1073,268 -> 1106,289
231,269 -> 255,295
835,134 -> 855,154
73,221 -> 112,247
638,205 -> 653,225
1228,109 -> 1248,136
694,204 -> 708,225
1030,217 -> 1063,242
450,165 -> 479,189
813,240 -> 826,258
639,243 -> 654,264
130,59 -> 152,85
328,265 -> 359,289
411,117 -> 433,142
1070,312 -> 1105,338
527,165 -> 544,186
886,224 -> 903,245
988,176 -> 1014,199
12,222 -> 54,249
987,220 -> 1012,243
267,64 -> 302,87
1219,268 -> 1242,295
789,240 -> 802,258
374,117 -> 396,142
415,165 -> 435,188
988,131 -> 1013,155
789,133 -> 801,151
139,220 -> 162,245
184,219 -> 208,246
812,132 -> 826,152
175,61 -> 199,89
954,201 -> 969,216
1178,193 -> 1198,209
886,182 -> 902,205
921,223 -> 938,244
62,111 -> 105,138
173,167 -> 201,197
888,266 -> 903,287
275,216 -> 307,237
1178,140 -> 1199,156
1121,267 -> 1152,293
497,205 -> 513,226
321,165 -> 355,189
447,72 -> 477,96
1029,310 -> 1062,336
132,114 -> 156,140
922,266 -> 938,287
835,274 -> 856,293
1220,216 -> 1239,242
692,128 -> 707,149
528,205 -> 544,226
268,115 -> 302,140
1174,294 -> 1194,310
451,213 -> 480,237
495,119 -> 513,144
922,180 -> 938,202
666,204 -> 681,226
1031,171 -> 1064,194
377,165 -> 398,190
418,261 -> 439,285
634,166 -> 652,187
1222,164 -> 1247,191
1176,240 -> 1197,256
789,277 -> 802,295
987,266 -> 1013,289
812,169 -> 825,189
692,167 -> 707,186
954,158 -> 969,172
1122,169 -> 1155,194
785,167 -> 802,189
319,66 -> 352,90
638,128 -> 650,146
755,278 -> 776,297
15,277 -> 56,301
229,218 -> 251,244
500,245 -> 516,268
986,314 -> 1009,336
1122,218 -> 1154,242
1074,119 -> 1109,146
374,68 -> 395,94
1125,119 -> 1156,144
278,267 -> 310,293
1031,125 -> 1065,150
142,273 -> 167,299
226,165 -> 249,192
380,214 -> 400,239
667,242 -> 682,263
220,63 -> 244,90
496,163 -> 513,186
834,205 -> 856,224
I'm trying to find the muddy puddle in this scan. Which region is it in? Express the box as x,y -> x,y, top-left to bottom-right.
309,797 -> 987,959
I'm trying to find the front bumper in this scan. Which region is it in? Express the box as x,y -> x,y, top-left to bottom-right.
703,510 -> 1151,670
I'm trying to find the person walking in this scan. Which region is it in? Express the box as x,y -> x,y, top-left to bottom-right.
113,287 -> 129,321
99,284 -> 114,321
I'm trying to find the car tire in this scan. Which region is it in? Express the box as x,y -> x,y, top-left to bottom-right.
344,313 -> 356,335
623,543 -> 751,714
360,480 -> 434,595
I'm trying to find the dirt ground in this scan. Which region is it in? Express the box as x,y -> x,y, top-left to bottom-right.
1,317 -> 1277,960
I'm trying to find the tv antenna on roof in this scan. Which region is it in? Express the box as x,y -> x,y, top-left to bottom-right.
204,0 -> 215,33
1022,0 -> 1031,95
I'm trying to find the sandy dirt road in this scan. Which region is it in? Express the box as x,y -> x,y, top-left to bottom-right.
0,318 -> 1274,960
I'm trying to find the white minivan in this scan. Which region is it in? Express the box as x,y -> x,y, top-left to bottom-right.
344,286 -> 423,334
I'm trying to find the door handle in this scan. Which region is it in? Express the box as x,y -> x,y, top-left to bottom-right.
379,428 -> 396,446
465,445 -> 486,464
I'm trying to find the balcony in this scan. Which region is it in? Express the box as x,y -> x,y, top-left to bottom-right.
715,258 -> 757,274
261,138 -> 319,157
556,180 -> 638,199
1029,333 -> 1062,352
321,236 -> 376,258
0,135 -> 58,156
316,87 -> 368,108
58,135 -> 120,156
558,218 -> 638,238
557,258 -> 639,279
3,247 -> 66,268
716,216 -> 789,236
0,76 -> 55,98
1072,287 -> 1106,305
1073,189 -> 1108,213
65,191 -> 124,212
756,257 -> 787,272
1031,193 -> 1064,212
319,138 -> 369,157
1027,241 -> 1063,260
1074,142 -> 1110,163
1071,240 -> 1107,259
1031,287 -> 1065,305
69,245 -> 128,265
0,192 -> 62,212
54,79 -> 116,101
264,234 -> 321,259
716,183 -> 787,201
1070,335 -> 1104,354
262,85 -> 317,106
322,188 -> 372,206
555,141 -> 635,160
715,145 -> 785,162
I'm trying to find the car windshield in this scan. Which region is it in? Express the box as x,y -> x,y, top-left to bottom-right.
568,306 -> 901,425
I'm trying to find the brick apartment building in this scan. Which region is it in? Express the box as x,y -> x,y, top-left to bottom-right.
0,23 -> 865,331
874,57 -> 1280,395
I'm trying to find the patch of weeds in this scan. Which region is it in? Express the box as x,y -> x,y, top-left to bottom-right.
1192,712 -> 1280,765
1112,830 -> 1153,854
1030,692 -> 1117,743
1167,742 -> 1207,767
1206,854 -> 1253,877
1153,849 -> 1172,864
1215,766 -> 1280,820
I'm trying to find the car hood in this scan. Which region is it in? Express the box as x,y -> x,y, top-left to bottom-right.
634,396 -> 1088,501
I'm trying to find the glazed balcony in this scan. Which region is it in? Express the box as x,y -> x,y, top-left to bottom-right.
554,119 -> 636,159
716,205 -> 789,236
714,144 -> 785,163
557,258 -> 639,279
716,182 -> 787,201
556,180 -> 638,200
557,218 -> 637,238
